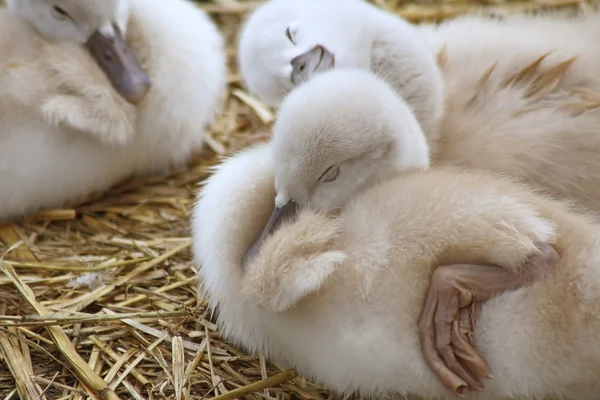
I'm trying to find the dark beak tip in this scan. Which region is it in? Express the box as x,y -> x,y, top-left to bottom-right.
86,27 -> 151,104
124,78 -> 152,104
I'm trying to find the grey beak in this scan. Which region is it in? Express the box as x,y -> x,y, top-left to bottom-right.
291,44 -> 336,85
241,200 -> 299,271
85,24 -> 151,103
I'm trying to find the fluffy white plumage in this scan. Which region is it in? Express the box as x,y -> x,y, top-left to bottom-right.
237,0 -> 444,145
237,0 -> 600,212
0,0 -> 226,222
193,69 -> 600,399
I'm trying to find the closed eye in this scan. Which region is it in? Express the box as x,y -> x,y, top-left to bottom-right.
51,6 -> 72,21
285,26 -> 296,45
319,165 -> 340,183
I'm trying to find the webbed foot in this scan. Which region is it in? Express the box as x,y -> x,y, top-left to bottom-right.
418,242 -> 560,396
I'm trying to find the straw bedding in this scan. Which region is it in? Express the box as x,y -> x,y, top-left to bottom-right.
0,0 -> 595,399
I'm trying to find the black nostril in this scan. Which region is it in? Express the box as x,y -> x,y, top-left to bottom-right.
103,53 -> 114,64
299,63 -> 305,71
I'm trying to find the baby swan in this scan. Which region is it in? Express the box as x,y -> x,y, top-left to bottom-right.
237,0 -> 600,213
193,69 -> 600,399
241,66 -> 429,265
237,0 -> 444,147
0,0 -> 226,222
244,68 -> 557,395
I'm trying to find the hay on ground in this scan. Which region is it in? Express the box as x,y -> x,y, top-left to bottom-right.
0,0 -> 595,399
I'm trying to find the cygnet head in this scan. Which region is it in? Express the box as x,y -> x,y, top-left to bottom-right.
7,0 -> 151,103
273,68 -> 430,211
237,0 -> 371,107
241,68 -> 429,267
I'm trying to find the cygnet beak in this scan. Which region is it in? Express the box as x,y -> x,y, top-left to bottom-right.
241,200 -> 299,271
86,24 -> 151,104
291,44 -> 335,85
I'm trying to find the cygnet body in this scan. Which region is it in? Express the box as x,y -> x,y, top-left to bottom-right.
0,0 -> 226,222
422,12 -> 600,212
192,69 -> 600,399
237,0 -> 600,212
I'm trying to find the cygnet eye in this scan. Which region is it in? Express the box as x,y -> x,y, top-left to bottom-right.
51,5 -> 72,21
285,26 -> 296,45
319,165 -> 340,183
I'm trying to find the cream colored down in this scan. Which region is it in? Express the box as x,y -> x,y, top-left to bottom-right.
193,69 -> 600,399
0,0 -> 226,222
237,0 -> 600,213
194,141 -> 600,400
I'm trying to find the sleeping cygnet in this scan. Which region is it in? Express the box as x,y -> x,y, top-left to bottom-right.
237,0 -> 600,214
192,69 -> 600,399
0,0 -> 226,222
237,0 -> 444,148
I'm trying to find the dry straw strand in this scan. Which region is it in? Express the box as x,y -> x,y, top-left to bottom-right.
1,0 -> 597,398
0,263 -> 120,400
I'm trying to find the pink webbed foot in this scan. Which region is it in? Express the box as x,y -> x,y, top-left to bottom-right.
417,242 -> 560,397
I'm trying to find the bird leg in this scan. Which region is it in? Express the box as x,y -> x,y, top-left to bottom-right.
417,241 -> 560,397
